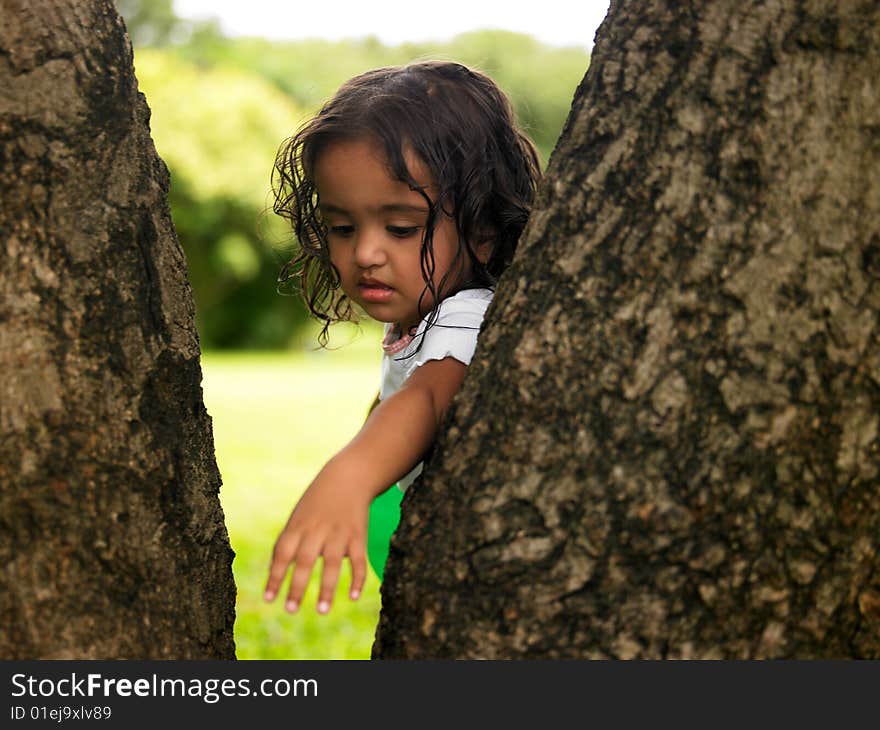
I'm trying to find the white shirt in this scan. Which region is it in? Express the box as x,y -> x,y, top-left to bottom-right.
379,287 -> 493,491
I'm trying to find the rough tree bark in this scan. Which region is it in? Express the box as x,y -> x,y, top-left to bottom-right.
375,0 -> 880,658
0,0 -> 236,658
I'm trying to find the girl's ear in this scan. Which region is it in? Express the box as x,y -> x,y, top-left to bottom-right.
474,234 -> 495,264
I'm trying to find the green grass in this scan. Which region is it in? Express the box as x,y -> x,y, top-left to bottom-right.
201,323 -> 386,659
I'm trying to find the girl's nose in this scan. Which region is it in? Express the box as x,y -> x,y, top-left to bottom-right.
353,227 -> 387,268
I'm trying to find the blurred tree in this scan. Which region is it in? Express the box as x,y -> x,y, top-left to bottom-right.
115,0 -> 226,48
1,0 -> 235,658
114,0 -> 179,46
176,31 -> 589,163
447,30 -> 589,160
134,48 -> 309,348
375,0 -> 880,658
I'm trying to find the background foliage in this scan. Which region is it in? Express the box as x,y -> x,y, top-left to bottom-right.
120,1 -> 589,349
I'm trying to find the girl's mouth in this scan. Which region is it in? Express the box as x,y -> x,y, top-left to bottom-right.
358,282 -> 394,303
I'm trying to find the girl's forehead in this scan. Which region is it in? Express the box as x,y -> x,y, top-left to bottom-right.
315,137 -> 435,192
313,138 -> 437,210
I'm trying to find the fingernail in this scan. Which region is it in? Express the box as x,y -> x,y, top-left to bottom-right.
350,589 -> 360,600
285,599 -> 299,613
317,600 -> 330,614
264,590 -> 275,602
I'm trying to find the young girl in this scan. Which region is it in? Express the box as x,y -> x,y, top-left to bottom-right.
264,61 -> 541,614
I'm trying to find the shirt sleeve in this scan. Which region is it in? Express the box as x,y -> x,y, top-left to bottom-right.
403,294 -> 492,380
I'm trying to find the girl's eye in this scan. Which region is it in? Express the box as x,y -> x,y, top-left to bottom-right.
328,225 -> 354,237
387,226 -> 421,238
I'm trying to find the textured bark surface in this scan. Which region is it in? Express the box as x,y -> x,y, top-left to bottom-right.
0,0 -> 236,658
375,0 -> 880,658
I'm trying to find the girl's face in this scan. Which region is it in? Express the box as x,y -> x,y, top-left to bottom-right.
314,138 -> 474,333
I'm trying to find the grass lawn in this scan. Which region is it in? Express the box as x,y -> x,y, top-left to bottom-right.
201,324 -> 385,659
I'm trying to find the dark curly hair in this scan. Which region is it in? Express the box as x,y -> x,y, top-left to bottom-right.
272,60 -> 541,345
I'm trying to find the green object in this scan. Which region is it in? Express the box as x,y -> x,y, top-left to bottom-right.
367,484 -> 402,581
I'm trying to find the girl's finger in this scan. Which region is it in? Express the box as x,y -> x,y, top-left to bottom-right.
347,539 -> 367,601
285,536 -> 322,613
317,542 -> 346,614
264,532 -> 301,602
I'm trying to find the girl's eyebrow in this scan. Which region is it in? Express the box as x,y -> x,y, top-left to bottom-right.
380,203 -> 429,214
318,202 -> 429,215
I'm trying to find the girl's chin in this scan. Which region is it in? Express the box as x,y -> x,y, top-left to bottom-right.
356,301 -> 422,333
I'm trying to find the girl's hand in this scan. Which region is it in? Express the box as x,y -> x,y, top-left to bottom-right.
263,460 -> 370,614
263,357 -> 468,614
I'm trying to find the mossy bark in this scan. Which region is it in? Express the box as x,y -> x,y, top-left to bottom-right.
0,0 -> 236,658
374,0 -> 880,658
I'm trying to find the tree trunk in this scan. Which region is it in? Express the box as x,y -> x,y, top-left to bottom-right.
0,0 -> 236,658
374,0 -> 880,658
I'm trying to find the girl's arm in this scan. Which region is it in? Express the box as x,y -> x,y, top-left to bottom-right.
263,356 -> 467,614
